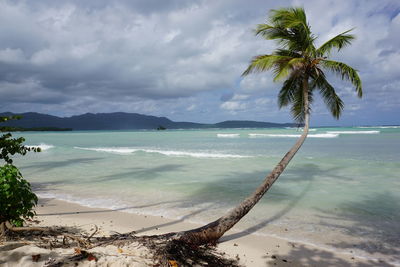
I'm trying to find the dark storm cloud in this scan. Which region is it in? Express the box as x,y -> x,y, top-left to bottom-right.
0,0 -> 266,104
0,0 -> 399,125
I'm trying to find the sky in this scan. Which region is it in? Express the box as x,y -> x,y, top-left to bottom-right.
0,0 -> 399,126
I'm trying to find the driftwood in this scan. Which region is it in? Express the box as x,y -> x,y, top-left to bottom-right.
4,221 -> 49,232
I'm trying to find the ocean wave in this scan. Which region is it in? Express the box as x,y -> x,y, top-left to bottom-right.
28,143 -> 54,151
327,130 -> 380,134
249,133 -> 338,138
144,149 -> 250,158
74,146 -> 251,158
357,126 -> 399,129
75,147 -> 136,154
217,133 -> 240,138
284,128 -> 317,131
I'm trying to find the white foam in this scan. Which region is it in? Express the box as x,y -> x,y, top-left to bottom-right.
249,133 -> 338,138
74,147 -> 137,154
284,128 -> 317,131
358,126 -> 399,129
308,133 -> 339,138
327,130 -> 380,134
217,133 -> 240,138
248,133 -> 276,138
143,149 -> 250,158
28,143 -> 54,151
74,146 -> 251,158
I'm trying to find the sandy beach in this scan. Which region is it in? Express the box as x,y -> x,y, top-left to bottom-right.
1,198 -> 394,266
1,0 -> 399,265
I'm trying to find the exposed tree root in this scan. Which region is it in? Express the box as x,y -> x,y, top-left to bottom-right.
2,226 -> 241,266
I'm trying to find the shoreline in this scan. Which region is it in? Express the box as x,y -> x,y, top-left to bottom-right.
1,197 -> 394,266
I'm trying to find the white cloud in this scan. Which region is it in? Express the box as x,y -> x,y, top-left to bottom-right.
254,98 -> 272,106
31,48 -> 59,65
186,104 -> 196,111
0,0 -> 399,125
239,75 -> 276,93
163,29 -> 181,43
231,94 -> 249,101
220,101 -> 247,111
0,48 -> 26,63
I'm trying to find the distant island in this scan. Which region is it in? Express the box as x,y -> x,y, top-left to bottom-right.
0,126 -> 72,132
0,112 -> 299,130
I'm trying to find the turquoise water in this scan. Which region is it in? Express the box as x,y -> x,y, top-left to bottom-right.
12,127 -> 400,264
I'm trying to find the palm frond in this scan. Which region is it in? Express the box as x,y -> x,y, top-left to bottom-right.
317,29 -> 355,56
278,74 -> 301,108
322,59 -> 362,97
254,24 -> 287,40
290,86 -> 313,123
255,8 -> 315,54
242,55 -> 293,76
254,24 -> 274,35
311,73 -> 344,119
243,7 -> 361,123
273,64 -> 291,82
270,7 -> 315,53
254,24 -> 294,48
273,57 -> 305,81
270,7 -> 310,33
274,49 -> 302,58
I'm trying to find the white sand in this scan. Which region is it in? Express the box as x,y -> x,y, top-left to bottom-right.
0,198 -> 394,266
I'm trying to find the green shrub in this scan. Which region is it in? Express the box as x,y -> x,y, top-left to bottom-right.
0,115 -> 39,227
0,164 -> 38,226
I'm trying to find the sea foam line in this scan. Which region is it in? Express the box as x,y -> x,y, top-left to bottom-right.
327,130 -> 380,134
74,146 -> 251,158
75,147 -> 136,154
357,126 -> 399,129
249,133 -> 338,138
217,133 -> 240,138
285,127 -> 317,132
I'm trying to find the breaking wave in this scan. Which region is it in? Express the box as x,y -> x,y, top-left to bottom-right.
248,133 -> 338,138
74,146 -> 251,158
357,126 -> 399,129
284,128 -> 317,131
217,133 -> 240,138
327,130 -> 380,134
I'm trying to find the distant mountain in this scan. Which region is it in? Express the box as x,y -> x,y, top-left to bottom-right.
0,112 -> 297,130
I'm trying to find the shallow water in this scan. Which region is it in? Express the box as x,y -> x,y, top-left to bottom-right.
13,126 -> 400,264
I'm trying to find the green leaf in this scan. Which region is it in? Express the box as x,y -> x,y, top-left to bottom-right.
242,55 -> 293,76
243,6 -> 362,123
311,73 -> 344,119
317,29 -> 355,56
322,59 -> 362,97
0,164 -> 38,224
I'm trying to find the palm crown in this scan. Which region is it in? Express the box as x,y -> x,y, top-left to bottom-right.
242,7 -> 362,122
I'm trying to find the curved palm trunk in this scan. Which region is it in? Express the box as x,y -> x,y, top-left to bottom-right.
174,80 -> 310,246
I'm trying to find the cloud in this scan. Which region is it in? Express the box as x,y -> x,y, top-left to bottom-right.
0,0 -> 399,126
0,48 -> 26,63
220,101 -> 247,112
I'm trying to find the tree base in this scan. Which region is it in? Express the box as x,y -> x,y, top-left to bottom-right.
1,225 -> 241,266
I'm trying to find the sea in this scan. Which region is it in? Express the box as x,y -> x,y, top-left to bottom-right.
12,126 -> 400,265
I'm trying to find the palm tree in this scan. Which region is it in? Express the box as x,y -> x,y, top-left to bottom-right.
173,7 -> 362,245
